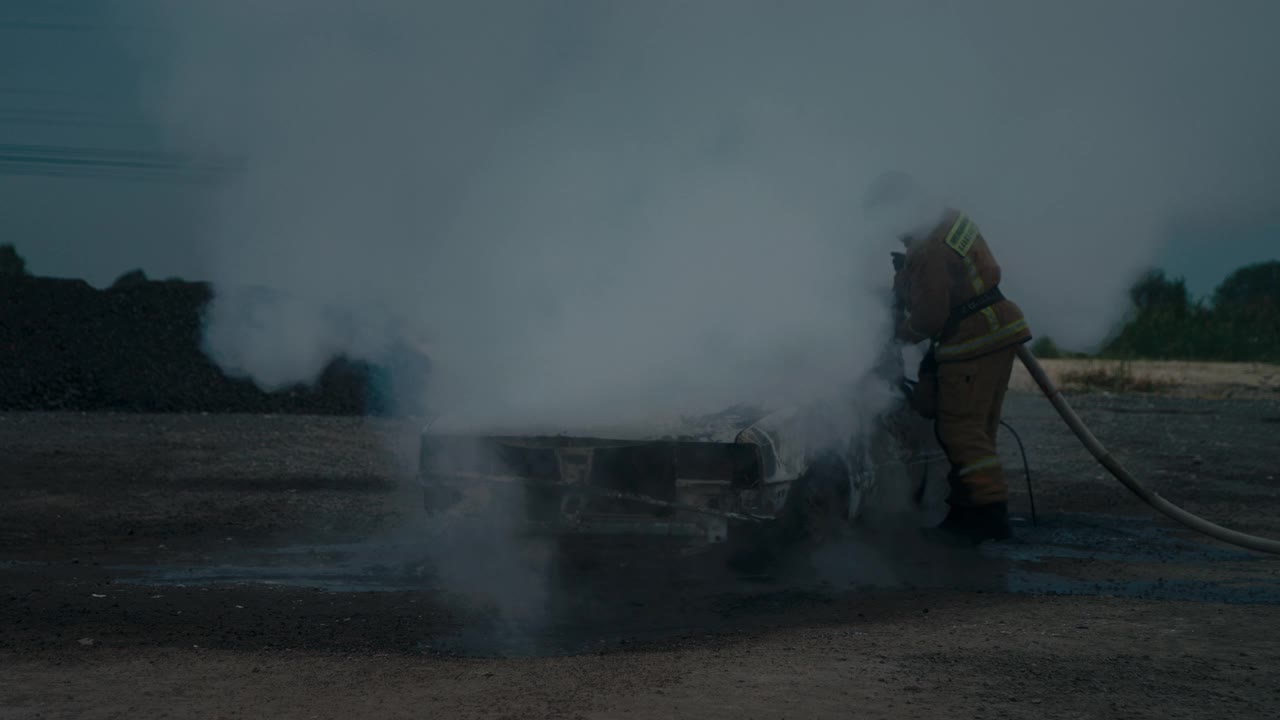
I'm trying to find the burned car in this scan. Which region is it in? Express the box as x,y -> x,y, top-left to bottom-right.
417,361 -> 950,560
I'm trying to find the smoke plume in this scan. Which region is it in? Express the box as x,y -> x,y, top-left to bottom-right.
134,1 -> 1280,427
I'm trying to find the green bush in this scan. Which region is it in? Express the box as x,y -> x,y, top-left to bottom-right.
1101,262 -> 1280,363
1030,336 -> 1087,359
1030,336 -> 1062,358
0,244 -> 28,277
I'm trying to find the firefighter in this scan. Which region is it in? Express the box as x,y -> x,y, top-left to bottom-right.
867,172 -> 1032,543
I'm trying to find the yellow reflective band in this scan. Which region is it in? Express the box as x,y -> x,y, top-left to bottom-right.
963,255 -> 985,293
944,214 -> 979,257
980,306 -> 1000,331
936,318 -> 1029,358
962,254 -> 1000,332
958,456 -> 1001,476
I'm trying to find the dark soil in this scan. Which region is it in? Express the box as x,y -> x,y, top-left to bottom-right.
2,392 -> 1279,719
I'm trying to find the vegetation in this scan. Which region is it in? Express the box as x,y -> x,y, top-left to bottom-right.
1100,261 -> 1280,363
1030,336 -> 1087,360
1035,262 -> 1279,364
0,243 -> 29,277
111,269 -> 149,289
1058,363 -> 1177,394
2,241 -> 1275,368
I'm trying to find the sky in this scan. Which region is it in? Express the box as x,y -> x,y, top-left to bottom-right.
3,0 -> 1279,422
3,1 -> 1277,299
0,1 -> 211,283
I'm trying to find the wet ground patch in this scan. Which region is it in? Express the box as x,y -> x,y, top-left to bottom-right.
99,510 -> 1280,657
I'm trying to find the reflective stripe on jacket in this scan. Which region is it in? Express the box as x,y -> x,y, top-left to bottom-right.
893,209 -> 1032,362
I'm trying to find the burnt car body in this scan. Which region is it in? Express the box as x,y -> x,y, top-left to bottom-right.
418,375 -> 950,557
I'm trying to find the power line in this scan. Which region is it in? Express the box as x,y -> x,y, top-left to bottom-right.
0,143 -> 187,161
0,107 -> 150,129
0,163 -> 230,184
0,152 -> 180,171
0,142 -> 238,184
0,20 -> 154,32
0,86 -> 122,100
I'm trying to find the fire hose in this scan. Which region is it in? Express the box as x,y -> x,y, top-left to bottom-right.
1016,344 -> 1280,555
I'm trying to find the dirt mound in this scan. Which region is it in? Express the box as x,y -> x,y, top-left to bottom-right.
0,274 -> 422,415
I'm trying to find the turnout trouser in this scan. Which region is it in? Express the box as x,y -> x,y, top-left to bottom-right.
934,345 -> 1017,506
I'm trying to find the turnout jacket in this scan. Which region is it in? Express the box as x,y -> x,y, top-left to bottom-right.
893,209 -> 1032,362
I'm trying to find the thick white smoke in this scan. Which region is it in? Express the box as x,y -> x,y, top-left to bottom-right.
135,1 -> 1280,427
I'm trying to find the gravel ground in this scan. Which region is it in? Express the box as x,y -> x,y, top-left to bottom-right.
2,390 -> 1279,719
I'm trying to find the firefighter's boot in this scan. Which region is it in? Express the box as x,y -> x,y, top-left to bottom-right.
934,502 -> 1012,545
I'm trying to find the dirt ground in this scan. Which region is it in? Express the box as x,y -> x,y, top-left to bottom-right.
2,388 -> 1280,719
1009,357 -> 1280,399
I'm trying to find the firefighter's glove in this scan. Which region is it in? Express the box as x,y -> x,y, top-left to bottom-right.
918,348 -> 938,375
910,351 -> 939,420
